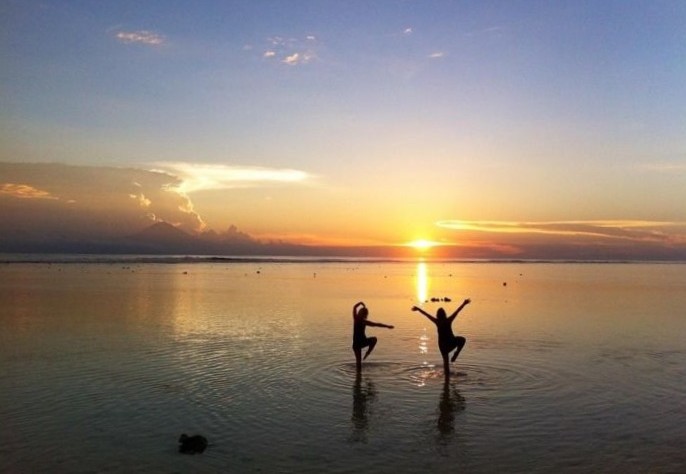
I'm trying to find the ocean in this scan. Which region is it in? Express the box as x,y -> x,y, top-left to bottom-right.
1,259 -> 685,473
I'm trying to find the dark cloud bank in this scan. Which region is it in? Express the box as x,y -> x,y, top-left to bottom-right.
0,162 -> 301,256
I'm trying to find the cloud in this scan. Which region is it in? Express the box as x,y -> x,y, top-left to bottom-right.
433,219 -> 686,260
115,30 -> 165,45
155,162 -> 312,193
436,220 -> 686,244
282,53 -> 299,64
268,36 -> 287,46
429,51 -> 445,59
464,26 -> 505,39
283,52 -> 303,65
258,35 -> 318,66
636,161 -> 686,173
403,27 -> 413,35
0,163 -> 205,240
129,193 -> 151,208
1,183 -> 57,200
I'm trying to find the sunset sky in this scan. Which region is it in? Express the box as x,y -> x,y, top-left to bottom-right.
2,1 -> 686,259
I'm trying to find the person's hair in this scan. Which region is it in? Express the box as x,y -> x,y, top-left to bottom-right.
437,308 -> 447,319
359,307 -> 369,318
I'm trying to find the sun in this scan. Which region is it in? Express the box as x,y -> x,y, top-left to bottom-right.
408,239 -> 437,252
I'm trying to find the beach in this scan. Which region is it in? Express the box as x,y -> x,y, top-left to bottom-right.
1,260 -> 685,473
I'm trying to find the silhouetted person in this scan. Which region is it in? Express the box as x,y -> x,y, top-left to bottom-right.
412,298 -> 470,379
352,301 -> 394,372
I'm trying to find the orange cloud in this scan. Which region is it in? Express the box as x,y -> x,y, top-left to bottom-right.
433,219 -> 686,260
436,220 -> 686,243
128,193 -> 152,208
1,183 -> 58,200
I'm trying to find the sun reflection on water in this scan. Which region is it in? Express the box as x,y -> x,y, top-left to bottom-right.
419,328 -> 429,355
413,261 -> 440,387
416,261 -> 428,304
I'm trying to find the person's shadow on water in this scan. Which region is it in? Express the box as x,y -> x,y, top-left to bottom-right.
437,379 -> 466,442
350,372 -> 376,443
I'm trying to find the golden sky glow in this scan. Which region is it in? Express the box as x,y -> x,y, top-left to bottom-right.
2,162 -> 685,259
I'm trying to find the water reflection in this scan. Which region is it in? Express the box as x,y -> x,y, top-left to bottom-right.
437,380 -> 465,441
350,373 -> 376,443
418,328 -> 429,355
416,261 -> 428,304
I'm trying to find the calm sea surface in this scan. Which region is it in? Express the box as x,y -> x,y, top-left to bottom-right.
1,261 -> 685,473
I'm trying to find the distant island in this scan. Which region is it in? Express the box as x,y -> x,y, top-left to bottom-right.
0,221 -> 409,258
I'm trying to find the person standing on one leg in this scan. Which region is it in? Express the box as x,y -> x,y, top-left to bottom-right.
412,299 -> 470,379
352,302 -> 394,372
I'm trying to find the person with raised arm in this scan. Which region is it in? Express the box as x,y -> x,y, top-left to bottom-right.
352,302 -> 394,372
412,299 -> 471,379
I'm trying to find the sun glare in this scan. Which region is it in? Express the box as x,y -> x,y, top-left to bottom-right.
409,239 -> 437,252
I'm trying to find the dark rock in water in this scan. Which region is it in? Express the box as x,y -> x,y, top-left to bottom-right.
179,433 -> 208,454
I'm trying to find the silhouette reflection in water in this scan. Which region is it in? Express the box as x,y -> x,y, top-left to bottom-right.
350,372 -> 376,443
437,379 -> 466,441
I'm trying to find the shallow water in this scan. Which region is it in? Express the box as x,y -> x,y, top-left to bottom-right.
1,261 -> 685,472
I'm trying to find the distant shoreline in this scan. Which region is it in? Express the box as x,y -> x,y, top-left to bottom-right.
1,253 -> 684,265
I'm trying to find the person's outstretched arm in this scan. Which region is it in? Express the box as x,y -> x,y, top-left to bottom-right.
448,299 -> 471,322
411,306 -> 437,323
366,320 -> 394,329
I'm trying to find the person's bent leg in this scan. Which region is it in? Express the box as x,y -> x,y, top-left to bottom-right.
363,337 -> 377,360
451,337 -> 466,362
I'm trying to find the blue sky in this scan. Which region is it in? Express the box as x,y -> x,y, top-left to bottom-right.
2,1 -> 686,258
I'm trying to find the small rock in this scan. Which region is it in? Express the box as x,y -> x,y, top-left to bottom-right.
179,433 -> 208,454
